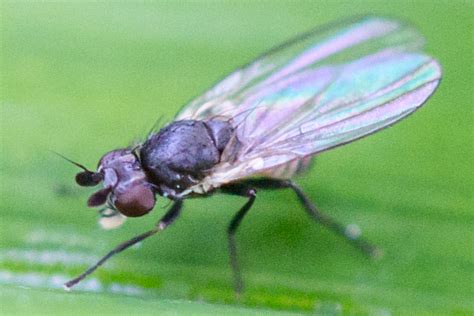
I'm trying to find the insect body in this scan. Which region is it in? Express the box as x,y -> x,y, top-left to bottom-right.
141,119 -> 234,198
64,16 -> 441,293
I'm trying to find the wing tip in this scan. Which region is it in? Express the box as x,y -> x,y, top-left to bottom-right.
419,58 -> 443,106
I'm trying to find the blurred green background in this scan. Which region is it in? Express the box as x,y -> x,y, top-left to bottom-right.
1,1 -> 472,315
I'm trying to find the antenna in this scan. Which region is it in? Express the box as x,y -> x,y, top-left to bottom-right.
51,150 -> 93,173
51,150 -> 102,186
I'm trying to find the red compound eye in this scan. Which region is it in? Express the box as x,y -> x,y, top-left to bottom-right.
114,185 -> 156,217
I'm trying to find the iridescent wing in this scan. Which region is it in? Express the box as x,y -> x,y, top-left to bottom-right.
176,16 -> 430,121
174,16 -> 441,194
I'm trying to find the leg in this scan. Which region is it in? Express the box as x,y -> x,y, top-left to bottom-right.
221,184 -> 257,295
64,199 -> 183,290
239,179 -> 381,258
286,181 -> 381,258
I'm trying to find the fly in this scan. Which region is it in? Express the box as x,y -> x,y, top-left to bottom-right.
62,16 -> 441,294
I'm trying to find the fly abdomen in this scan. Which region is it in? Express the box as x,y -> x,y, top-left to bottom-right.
140,120 -> 233,196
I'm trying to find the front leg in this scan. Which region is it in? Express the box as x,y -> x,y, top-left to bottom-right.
64,200 -> 183,290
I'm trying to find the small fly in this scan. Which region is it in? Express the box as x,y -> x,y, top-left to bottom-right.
62,16 -> 441,294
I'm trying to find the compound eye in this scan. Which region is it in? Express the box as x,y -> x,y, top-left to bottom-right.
76,171 -> 103,187
114,185 -> 156,217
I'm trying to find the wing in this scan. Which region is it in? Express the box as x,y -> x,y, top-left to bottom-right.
174,16 -> 441,195
176,16 -> 427,121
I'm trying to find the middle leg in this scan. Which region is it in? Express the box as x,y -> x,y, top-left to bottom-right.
221,183 -> 257,295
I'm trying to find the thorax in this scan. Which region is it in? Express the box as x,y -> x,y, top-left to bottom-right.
140,119 -> 233,198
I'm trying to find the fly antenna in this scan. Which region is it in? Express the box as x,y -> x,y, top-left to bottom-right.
50,150 -> 92,172
51,150 -> 102,186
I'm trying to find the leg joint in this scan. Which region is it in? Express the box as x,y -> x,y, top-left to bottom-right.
247,188 -> 257,197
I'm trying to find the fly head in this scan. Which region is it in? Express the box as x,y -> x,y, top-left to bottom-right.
82,148 -> 156,218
